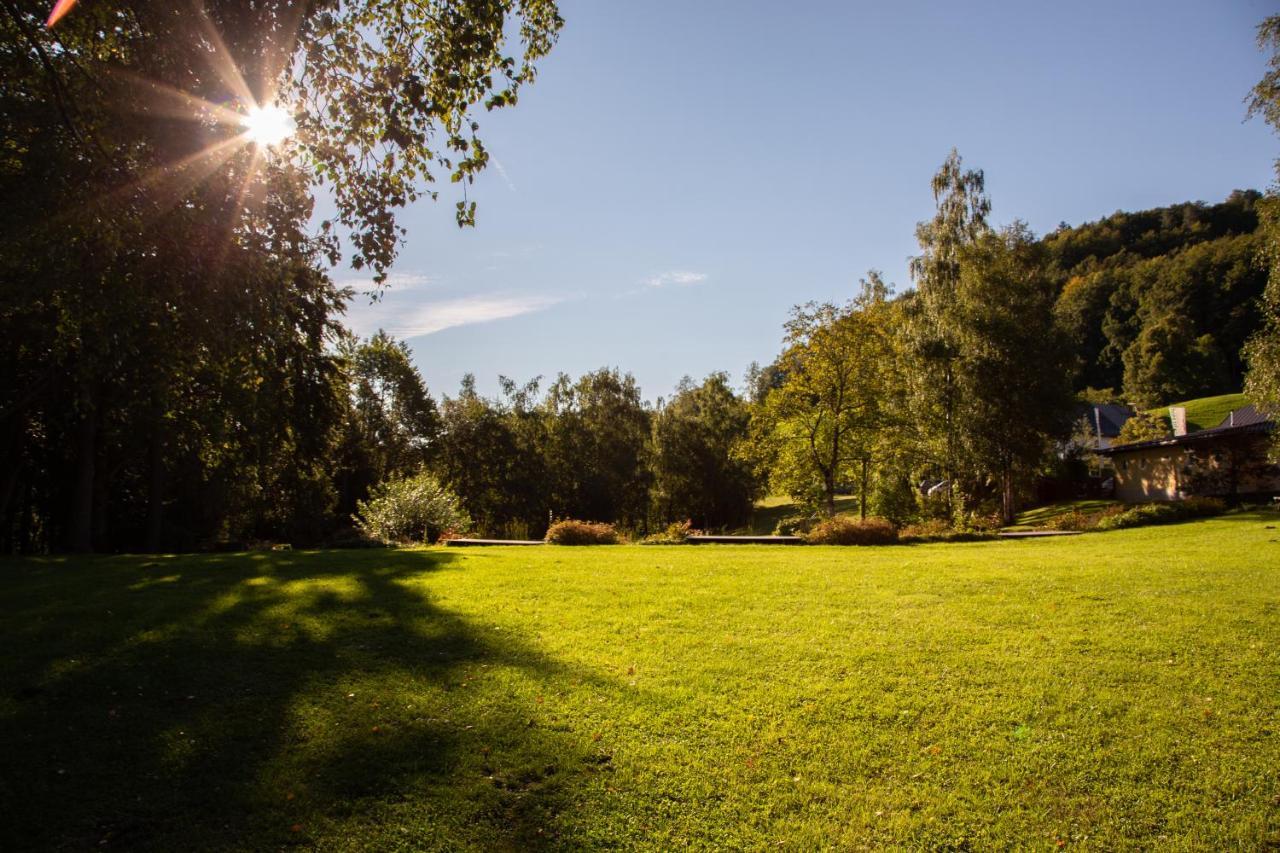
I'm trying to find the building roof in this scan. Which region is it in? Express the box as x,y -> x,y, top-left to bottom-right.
1092,403 -> 1134,438
1097,404 -> 1274,456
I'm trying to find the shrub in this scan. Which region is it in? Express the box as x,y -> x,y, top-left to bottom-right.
354,471 -> 471,544
545,519 -> 619,545
804,515 -> 898,545
642,520 -> 697,544
898,518 -> 998,543
1095,497 -> 1226,531
773,514 -> 818,536
1046,510 -> 1093,532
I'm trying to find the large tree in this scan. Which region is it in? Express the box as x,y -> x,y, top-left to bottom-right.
1245,15 -> 1280,437
752,277 -> 900,517
949,224 -> 1076,523
650,373 -> 759,530
906,149 -> 992,513
0,0 -> 561,551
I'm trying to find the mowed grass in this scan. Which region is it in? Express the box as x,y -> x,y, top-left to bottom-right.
2,515 -> 1280,850
1147,392 -> 1249,432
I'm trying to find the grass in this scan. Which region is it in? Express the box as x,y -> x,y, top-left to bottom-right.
1007,499 -> 1121,531
3,513 -> 1280,849
1146,391 -> 1248,433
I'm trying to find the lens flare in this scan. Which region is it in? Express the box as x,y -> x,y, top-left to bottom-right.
241,104 -> 294,147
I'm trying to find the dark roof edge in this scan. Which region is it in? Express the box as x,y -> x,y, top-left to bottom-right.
1097,420 -> 1273,455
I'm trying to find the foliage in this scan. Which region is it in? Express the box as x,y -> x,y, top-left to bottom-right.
772,514 -> 819,536
1245,17 -> 1280,452
354,470 -> 470,543
1115,411 -> 1170,445
334,332 -> 440,516
0,0 -> 558,553
1049,194 -> 1265,401
896,518 -> 988,542
751,277 -> 900,518
641,520 -> 698,544
948,223 -> 1077,523
803,515 -> 898,545
1044,505 -> 1124,531
650,373 -> 759,530
1094,497 -> 1226,530
544,519 -> 619,545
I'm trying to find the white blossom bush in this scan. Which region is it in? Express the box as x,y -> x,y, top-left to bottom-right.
354,472 -> 471,544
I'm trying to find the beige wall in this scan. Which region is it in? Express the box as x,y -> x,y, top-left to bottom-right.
1113,446 -> 1186,502
1112,434 -> 1280,502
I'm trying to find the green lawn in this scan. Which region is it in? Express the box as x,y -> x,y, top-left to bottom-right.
1147,392 -> 1249,432
3,515 -> 1279,849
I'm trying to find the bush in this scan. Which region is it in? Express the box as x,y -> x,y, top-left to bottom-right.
545,519 -> 619,545
898,518 -> 997,543
804,515 -> 898,545
354,471 -> 472,544
773,514 -> 818,536
1095,497 -> 1226,531
642,520 -> 698,544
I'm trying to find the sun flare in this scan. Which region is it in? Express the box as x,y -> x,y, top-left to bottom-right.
241,104 -> 295,147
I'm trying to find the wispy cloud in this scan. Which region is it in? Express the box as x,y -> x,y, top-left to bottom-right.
642,270 -> 708,289
492,158 -> 517,193
342,291 -> 561,339
338,271 -> 435,293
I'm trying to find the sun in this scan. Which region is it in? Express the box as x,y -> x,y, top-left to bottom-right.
241,104 -> 295,147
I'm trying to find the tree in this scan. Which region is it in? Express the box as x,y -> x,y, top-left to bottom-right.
753,279 -> 899,518
541,369 -> 652,529
650,373 -> 759,530
1245,16 -> 1280,445
334,332 -> 440,516
948,224 -> 1077,523
0,0 -> 561,551
1115,411 -> 1169,445
906,149 -> 992,513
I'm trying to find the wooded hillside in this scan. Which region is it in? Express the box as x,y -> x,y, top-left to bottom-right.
1046,190 -> 1265,406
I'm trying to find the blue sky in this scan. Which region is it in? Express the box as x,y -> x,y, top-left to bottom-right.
337,0 -> 1279,403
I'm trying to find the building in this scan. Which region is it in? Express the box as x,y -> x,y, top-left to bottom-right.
1097,404 -> 1279,503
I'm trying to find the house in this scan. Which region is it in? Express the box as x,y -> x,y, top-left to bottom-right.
1097,404 -> 1279,503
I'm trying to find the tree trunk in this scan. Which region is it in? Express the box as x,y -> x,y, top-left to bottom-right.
859,456 -> 869,520
68,385 -> 96,553
824,470 -> 836,518
1001,465 -> 1015,526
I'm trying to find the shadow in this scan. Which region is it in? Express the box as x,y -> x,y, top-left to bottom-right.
0,549 -> 613,850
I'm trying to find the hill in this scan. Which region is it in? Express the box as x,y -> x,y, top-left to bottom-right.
1146,391 -> 1250,432
1047,190 -> 1267,406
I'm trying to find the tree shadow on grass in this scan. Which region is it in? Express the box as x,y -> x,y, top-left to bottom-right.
0,549 -> 612,850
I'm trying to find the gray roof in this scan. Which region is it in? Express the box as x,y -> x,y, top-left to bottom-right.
1093,403 -> 1135,438
1097,404 -> 1274,455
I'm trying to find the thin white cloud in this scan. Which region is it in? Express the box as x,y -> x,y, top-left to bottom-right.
492,158 -> 517,193
342,291 -> 561,339
338,271 -> 435,292
643,270 -> 708,289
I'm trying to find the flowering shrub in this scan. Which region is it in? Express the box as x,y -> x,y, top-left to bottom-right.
354,471 -> 471,544
804,515 -> 898,545
545,519 -> 619,545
